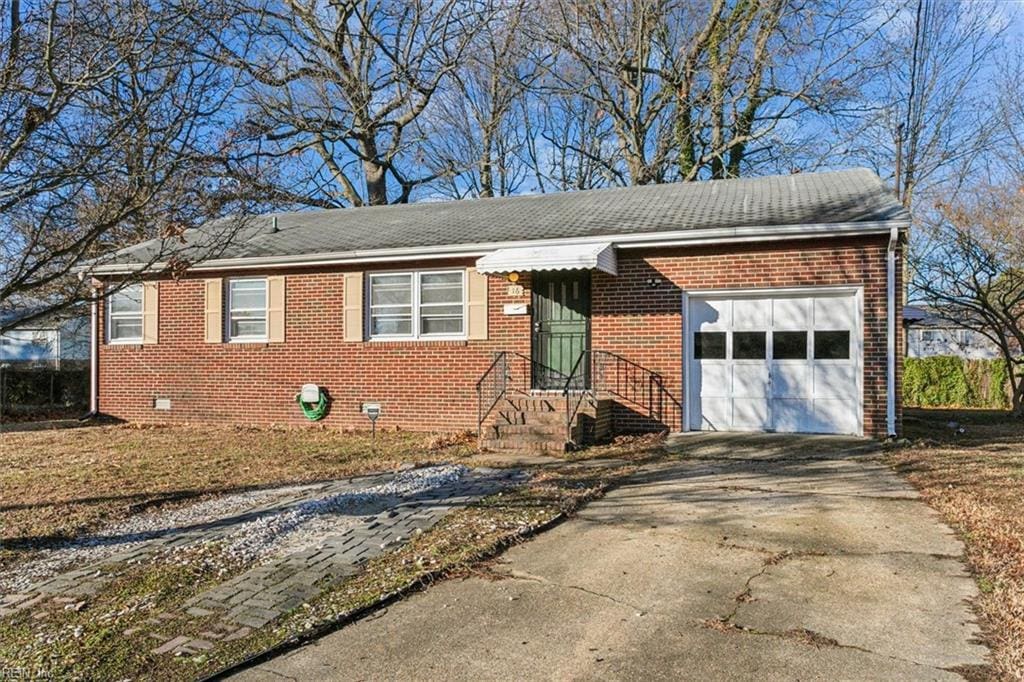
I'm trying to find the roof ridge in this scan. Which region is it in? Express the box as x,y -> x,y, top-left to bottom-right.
257,167 -> 886,221
89,167 -> 909,273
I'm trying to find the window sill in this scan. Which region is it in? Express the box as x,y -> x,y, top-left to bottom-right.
366,337 -> 469,348
227,339 -> 270,348
105,342 -> 144,351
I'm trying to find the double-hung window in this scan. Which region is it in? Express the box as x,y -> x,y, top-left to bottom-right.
368,270 -> 465,339
227,278 -> 268,341
107,284 -> 144,343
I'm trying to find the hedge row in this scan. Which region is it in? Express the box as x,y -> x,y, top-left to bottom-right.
904,356 -> 1011,409
0,367 -> 89,415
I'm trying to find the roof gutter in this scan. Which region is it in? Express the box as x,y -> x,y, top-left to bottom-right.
84,219 -> 910,276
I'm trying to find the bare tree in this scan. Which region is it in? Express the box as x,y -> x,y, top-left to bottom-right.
535,0 -> 678,185
421,0 -> 544,199
0,0 -> 249,331
524,87 -> 621,191
996,52 -> 1024,179
214,0 -> 487,207
535,0 -> 893,185
850,0 -> 1010,208
911,182 -> 1024,416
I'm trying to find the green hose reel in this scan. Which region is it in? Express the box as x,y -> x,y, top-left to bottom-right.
296,384 -> 328,421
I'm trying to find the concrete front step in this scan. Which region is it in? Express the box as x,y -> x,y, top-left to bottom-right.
503,396 -> 566,412
493,423 -> 569,437
497,410 -> 566,426
488,429 -> 570,446
481,438 -> 569,454
486,394 -> 589,453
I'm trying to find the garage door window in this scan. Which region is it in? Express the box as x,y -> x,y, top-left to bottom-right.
814,330 -> 850,359
733,331 -> 766,359
694,332 -> 726,359
772,331 -> 807,359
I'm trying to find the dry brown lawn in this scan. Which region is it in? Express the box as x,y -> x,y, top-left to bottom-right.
0,423 -> 477,566
888,409 -> 1024,680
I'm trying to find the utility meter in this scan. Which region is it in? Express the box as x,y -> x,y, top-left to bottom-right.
300,383 -> 320,403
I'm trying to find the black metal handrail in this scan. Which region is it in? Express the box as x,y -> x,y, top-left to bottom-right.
475,351 -> 570,445
562,350 -> 683,444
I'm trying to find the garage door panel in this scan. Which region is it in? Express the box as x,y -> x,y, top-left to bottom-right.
772,399 -> 811,432
697,397 -> 731,431
688,291 -> 861,436
771,363 -> 810,398
733,299 -> 768,330
691,298 -> 730,331
813,364 -> 857,399
814,295 -> 856,330
813,400 -> 858,434
772,297 -> 810,330
696,363 -> 731,397
733,364 -> 769,397
733,399 -> 770,430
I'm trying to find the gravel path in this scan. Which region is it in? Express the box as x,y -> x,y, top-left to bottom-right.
1,465 -> 469,594
216,465 -> 468,563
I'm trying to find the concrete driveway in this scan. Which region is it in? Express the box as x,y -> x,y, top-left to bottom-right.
236,434 -> 989,681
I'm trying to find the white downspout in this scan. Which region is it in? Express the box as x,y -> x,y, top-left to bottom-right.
89,295 -> 99,416
886,226 -> 899,438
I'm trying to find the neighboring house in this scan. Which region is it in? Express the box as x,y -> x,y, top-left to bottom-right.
904,305 -> 1002,359
0,307 -> 90,369
82,168 -> 909,444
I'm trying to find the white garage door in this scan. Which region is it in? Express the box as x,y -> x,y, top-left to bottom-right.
687,289 -> 862,435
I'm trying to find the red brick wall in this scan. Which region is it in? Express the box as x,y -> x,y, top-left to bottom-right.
591,235 -> 902,438
97,236 -> 902,437
99,258 -> 530,431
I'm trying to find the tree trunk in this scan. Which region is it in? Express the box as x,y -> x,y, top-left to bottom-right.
675,97 -> 697,180
1012,372 -> 1024,418
479,128 -> 494,197
363,160 -> 388,205
708,24 -> 726,180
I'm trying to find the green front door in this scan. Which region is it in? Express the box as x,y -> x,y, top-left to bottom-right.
532,271 -> 591,390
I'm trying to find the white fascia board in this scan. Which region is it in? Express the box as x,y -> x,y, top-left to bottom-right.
86,219 -> 910,276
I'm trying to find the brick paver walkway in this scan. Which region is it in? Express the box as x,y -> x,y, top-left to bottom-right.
1,466 -> 523,656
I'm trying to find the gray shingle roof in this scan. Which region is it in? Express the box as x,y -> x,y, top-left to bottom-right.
98,168 -> 908,270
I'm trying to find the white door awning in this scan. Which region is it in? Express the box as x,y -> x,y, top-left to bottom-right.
475,242 -> 616,276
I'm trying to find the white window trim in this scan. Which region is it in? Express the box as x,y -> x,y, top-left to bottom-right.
367,268 -> 467,341
227,277 -> 269,343
106,283 -> 144,344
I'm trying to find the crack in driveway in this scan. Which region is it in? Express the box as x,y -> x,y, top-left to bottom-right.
575,516 -> 962,562
710,483 -> 919,501
702,617 -> 960,673
497,569 -> 647,612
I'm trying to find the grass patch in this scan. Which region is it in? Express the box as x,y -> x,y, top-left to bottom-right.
888,408 -> 1024,680
0,423 -> 479,569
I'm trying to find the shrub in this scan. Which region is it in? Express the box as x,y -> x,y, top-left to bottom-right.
0,367 -> 89,415
905,356 -> 1011,409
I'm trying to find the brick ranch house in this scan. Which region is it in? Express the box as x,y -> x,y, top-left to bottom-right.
82,168 -> 909,450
